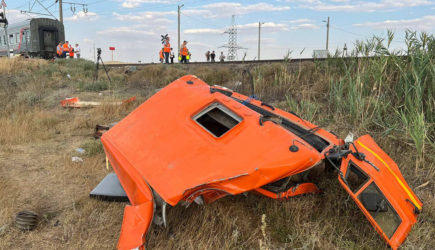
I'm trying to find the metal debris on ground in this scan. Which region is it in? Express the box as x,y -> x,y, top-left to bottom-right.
94,122 -> 118,139
71,156 -> 83,163
124,66 -> 137,74
90,173 -> 129,202
15,211 -> 39,231
92,75 -> 422,250
60,96 -> 136,108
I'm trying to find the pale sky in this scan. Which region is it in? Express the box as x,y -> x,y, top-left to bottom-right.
5,0 -> 435,62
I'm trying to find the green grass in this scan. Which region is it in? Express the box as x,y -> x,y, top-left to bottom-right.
80,140 -> 105,157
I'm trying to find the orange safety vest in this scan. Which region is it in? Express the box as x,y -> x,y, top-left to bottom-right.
57,45 -> 62,55
63,43 -> 69,51
159,49 -> 164,59
180,46 -> 188,56
69,47 -> 74,57
163,42 -> 171,52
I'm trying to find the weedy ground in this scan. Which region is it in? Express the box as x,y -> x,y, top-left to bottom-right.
0,31 -> 434,249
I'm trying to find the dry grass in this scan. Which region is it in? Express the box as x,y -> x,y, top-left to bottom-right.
0,40 -> 434,250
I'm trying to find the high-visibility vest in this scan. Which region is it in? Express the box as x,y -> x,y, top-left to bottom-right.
181,46 -> 188,56
57,45 -> 62,55
69,47 -> 74,57
163,42 -> 171,52
159,50 -> 164,59
63,44 -> 69,51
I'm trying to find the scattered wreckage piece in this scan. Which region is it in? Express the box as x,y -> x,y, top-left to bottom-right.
93,75 -> 422,250
15,210 -> 39,231
90,173 -> 129,202
94,122 -> 118,139
60,96 -> 136,108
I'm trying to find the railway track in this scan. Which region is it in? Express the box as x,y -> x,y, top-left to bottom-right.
105,57 -> 326,67
104,56 -> 408,68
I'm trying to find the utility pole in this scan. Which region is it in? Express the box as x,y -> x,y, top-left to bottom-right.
178,4 -> 183,58
325,16 -> 330,51
258,22 -> 264,61
59,0 -> 63,24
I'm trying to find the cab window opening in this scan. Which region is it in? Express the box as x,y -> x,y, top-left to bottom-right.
358,182 -> 402,239
194,103 -> 241,138
345,162 -> 369,193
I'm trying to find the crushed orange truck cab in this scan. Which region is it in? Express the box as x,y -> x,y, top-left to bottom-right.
98,75 -> 422,249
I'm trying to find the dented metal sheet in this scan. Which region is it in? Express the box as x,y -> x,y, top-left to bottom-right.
90,173 -> 128,202
93,75 -> 422,250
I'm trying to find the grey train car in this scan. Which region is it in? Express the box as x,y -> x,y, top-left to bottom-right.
0,18 -> 64,58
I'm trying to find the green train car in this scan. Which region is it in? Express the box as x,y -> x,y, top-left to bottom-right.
0,18 -> 65,58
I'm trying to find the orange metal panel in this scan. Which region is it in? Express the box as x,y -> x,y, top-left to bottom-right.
338,135 -> 422,249
101,75 -> 335,206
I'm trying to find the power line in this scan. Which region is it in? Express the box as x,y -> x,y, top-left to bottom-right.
87,0 -> 106,5
330,25 -> 365,38
90,0 -> 204,17
9,3 -> 29,9
181,12 -> 223,30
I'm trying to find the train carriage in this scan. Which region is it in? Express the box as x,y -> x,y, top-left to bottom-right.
0,18 -> 64,58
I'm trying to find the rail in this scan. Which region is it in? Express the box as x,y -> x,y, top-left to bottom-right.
104,56 -> 408,68
104,57 -> 326,67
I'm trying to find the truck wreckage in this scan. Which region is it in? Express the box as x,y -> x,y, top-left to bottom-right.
91,75 -> 422,249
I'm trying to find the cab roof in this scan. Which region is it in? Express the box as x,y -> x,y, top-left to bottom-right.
102,75 -> 332,205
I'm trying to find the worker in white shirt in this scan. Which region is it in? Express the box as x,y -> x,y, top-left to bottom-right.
75,44 -> 81,59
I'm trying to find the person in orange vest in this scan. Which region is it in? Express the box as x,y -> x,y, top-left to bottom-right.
163,37 -> 171,64
159,48 -> 164,63
56,42 -> 63,58
69,45 -> 75,59
62,41 -> 70,58
180,41 -> 189,64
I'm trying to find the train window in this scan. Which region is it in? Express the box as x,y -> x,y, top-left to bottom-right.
15,33 -> 19,44
9,34 -> 13,45
25,30 -> 30,43
3,35 -> 5,45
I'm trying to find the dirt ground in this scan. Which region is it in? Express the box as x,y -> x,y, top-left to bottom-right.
0,59 -> 434,250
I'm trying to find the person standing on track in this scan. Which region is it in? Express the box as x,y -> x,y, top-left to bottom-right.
163,37 -> 171,64
159,48 -> 164,63
69,46 -> 74,59
210,51 -> 216,62
170,48 -> 175,64
205,51 -> 210,62
180,41 -> 189,64
75,44 -> 81,59
219,51 -> 225,62
56,42 -> 63,58
62,41 -> 69,58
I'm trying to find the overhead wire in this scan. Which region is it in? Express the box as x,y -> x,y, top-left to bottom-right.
88,0 -> 207,17
330,25 -> 366,38
181,12 -> 224,30
9,1 -> 30,10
